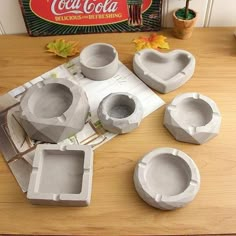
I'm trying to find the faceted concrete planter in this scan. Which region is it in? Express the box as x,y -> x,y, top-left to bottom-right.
19,78 -> 89,143
133,49 -> 195,93
27,144 -> 93,206
164,93 -> 221,144
80,43 -> 119,81
134,147 -> 200,210
97,92 -> 143,134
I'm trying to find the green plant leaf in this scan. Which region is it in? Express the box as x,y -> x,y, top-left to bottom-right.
176,8 -> 195,20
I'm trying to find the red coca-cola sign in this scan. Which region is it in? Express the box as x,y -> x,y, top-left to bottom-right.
30,0 -> 152,26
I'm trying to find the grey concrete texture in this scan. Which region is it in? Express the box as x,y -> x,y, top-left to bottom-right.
27,144 -> 93,206
164,93 -> 222,144
9,158 -> 32,193
133,49 -> 195,93
80,43 -> 119,81
134,147 -> 200,210
19,78 -> 90,143
97,92 -> 144,134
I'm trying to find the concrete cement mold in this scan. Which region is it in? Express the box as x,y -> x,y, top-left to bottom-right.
27,144 -> 93,206
80,43 -> 119,81
19,78 -> 90,143
164,93 -> 221,144
134,147 -> 200,210
133,49 -> 195,93
97,92 -> 143,134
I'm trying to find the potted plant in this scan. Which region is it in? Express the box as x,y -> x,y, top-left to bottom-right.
172,0 -> 198,39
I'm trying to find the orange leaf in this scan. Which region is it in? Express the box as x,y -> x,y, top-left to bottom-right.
133,33 -> 170,51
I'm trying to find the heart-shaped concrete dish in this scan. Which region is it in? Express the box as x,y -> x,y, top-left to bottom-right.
133,49 -> 195,93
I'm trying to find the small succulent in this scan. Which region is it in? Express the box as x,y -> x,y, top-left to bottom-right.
176,0 -> 195,20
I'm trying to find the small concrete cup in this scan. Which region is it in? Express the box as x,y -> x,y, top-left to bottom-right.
80,43 -> 119,81
97,92 -> 143,134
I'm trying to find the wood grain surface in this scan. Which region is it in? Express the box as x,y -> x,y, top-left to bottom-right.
0,28 -> 236,235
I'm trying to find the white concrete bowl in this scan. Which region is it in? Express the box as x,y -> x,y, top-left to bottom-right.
134,147 -> 200,210
27,144 -> 93,206
97,92 -> 143,134
164,92 -> 222,144
133,49 -> 195,93
80,43 -> 119,81
19,78 -> 89,143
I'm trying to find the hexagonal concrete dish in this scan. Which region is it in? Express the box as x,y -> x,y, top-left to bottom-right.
97,92 -> 143,134
164,93 -> 222,144
134,147 -> 200,210
19,78 -> 89,143
27,144 -> 93,206
133,49 -> 195,93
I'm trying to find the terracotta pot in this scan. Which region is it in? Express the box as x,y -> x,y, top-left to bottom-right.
172,9 -> 198,40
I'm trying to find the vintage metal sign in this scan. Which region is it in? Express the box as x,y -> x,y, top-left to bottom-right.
19,0 -> 162,36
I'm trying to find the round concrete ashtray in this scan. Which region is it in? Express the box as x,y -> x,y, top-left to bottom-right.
28,83 -> 73,119
134,147 -> 200,210
19,78 -> 89,143
164,93 -> 222,144
80,43 -> 119,81
97,92 -> 143,134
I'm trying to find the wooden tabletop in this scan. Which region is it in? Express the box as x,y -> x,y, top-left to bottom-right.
0,28 -> 236,235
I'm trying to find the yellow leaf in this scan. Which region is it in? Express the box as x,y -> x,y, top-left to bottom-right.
46,39 -> 80,58
132,33 -> 170,51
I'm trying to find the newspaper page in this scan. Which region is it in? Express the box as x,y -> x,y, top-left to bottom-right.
0,56 -> 165,192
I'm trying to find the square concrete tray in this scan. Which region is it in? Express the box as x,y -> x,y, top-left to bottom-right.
27,144 -> 93,206
133,49 -> 195,93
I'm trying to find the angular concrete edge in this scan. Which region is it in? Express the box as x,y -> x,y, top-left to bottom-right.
19,78 -> 90,143
8,158 -> 32,193
164,92 -> 222,144
97,92 -> 144,134
80,43 -> 119,81
0,93 -> 18,112
134,147 -> 200,210
133,49 -> 195,93
27,144 -> 93,206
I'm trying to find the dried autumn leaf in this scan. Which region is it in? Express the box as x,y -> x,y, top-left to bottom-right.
133,33 -> 170,51
46,39 -> 80,58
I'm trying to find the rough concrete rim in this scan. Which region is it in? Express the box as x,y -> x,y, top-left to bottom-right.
97,92 -> 143,134
19,77 -> 90,143
134,147 -> 200,210
20,78 -> 86,125
164,92 -> 222,144
80,43 -> 119,81
27,144 -> 93,206
133,49 -> 195,93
